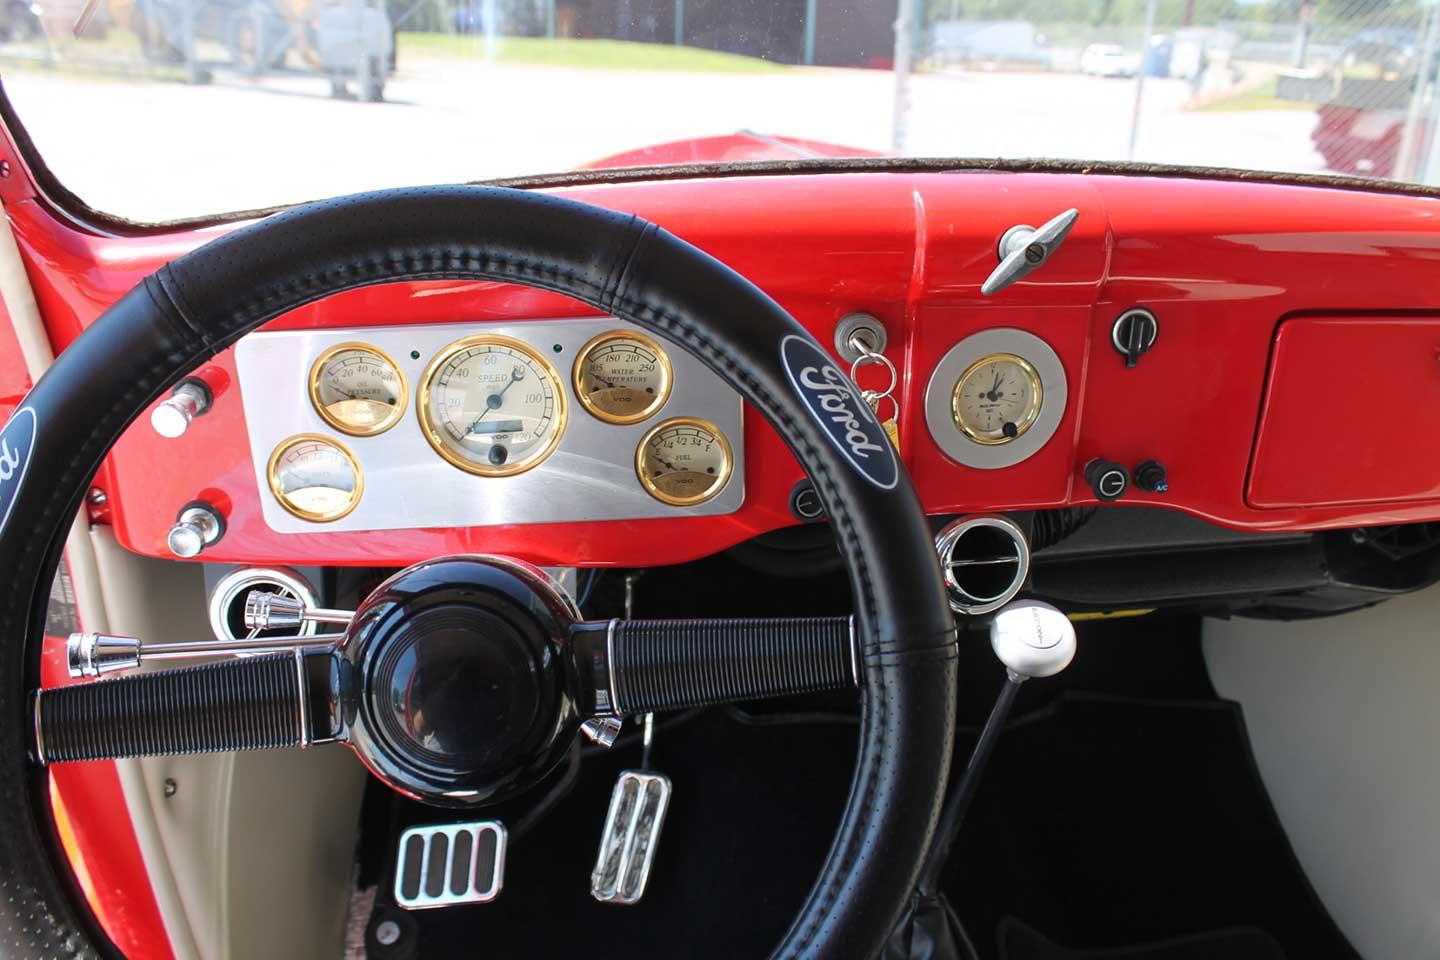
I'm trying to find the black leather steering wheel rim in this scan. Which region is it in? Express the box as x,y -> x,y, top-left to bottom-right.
0,186 -> 957,959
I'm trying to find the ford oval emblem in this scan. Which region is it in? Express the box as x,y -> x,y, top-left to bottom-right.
780,335 -> 898,491
0,406 -> 35,537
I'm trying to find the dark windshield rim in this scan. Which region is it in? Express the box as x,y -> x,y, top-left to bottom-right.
3,78 -> 1437,240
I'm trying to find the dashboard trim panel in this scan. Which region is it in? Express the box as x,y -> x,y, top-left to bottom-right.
235,318 -> 745,533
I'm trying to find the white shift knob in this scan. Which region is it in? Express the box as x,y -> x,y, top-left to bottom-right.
989,599 -> 1076,679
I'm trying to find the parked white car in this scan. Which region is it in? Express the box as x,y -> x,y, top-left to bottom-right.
1081,42 -> 1140,77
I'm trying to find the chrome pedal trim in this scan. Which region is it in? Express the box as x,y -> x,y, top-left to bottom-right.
591,770 -> 672,905
393,821 -> 506,910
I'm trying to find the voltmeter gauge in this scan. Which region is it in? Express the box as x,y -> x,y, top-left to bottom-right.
951,352 -> 1044,445
267,434 -> 363,522
636,417 -> 733,506
418,334 -> 567,477
573,330 -> 673,424
308,343 -> 406,436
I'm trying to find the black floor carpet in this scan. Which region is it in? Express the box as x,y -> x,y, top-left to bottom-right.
359,555 -> 1357,959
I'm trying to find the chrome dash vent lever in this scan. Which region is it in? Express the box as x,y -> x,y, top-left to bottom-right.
981,208 -> 1079,296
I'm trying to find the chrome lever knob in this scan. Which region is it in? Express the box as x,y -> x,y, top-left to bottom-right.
242,593 -> 354,632
150,379 -> 212,439
980,208 -> 1079,297
66,633 -> 142,679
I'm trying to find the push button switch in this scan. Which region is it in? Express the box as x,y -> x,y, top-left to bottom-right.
1084,459 -> 1129,502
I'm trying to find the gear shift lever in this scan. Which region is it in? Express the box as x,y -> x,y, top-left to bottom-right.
888,600 -> 1076,959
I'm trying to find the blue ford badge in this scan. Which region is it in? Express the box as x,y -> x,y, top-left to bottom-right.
780,335 -> 898,491
0,406 -> 35,537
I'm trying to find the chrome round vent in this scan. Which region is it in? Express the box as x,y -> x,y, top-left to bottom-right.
207,566 -> 320,642
934,515 -> 1030,616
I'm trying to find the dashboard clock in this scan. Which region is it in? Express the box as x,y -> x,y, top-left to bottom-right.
308,343 -> 406,436
574,330 -> 673,424
267,434 -> 364,522
636,417 -> 733,506
951,352 -> 1043,445
418,334 -> 567,477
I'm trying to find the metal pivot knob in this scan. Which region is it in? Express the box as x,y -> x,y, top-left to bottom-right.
981,208 -> 1079,297
66,633 -> 142,678
989,599 -> 1077,680
243,592 -> 355,632
167,502 -> 224,559
150,379 -> 213,439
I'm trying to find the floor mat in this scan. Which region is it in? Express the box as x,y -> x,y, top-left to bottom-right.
997,917 -> 1285,960
946,694 -> 1360,960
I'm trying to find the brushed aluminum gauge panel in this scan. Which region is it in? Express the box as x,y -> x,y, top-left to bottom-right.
924,328 -> 1066,470
235,319 -> 744,533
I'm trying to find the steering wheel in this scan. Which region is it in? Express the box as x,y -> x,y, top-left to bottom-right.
0,187 -> 957,959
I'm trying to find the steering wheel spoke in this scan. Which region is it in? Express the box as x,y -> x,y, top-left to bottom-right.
33,610 -> 859,767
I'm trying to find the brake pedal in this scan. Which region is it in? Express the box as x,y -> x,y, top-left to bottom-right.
394,821 -> 506,910
591,770 -> 672,905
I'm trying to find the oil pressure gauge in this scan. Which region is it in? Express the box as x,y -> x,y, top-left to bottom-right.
951,352 -> 1043,445
574,330 -> 673,424
267,434 -> 363,522
309,343 -> 406,436
636,417 -> 733,506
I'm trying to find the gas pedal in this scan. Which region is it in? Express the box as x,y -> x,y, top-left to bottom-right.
591,770 -> 672,905
394,821 -> 506,910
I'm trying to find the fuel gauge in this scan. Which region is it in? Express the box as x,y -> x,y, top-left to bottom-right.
636,417 -> 733,506
267,434 -> 364,522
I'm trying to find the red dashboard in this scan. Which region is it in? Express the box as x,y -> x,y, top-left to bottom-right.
7,170 -> 1440,569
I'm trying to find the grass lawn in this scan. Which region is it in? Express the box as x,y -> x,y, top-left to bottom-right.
399,34 -> 788,73
1194,77 -> 1317,113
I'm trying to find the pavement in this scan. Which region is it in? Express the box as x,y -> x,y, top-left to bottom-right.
1,56 -> 1324,221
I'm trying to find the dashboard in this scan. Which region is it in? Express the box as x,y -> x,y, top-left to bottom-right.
9,170 -> 1440,569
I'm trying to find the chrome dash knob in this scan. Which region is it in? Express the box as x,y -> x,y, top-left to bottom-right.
150,379 -> 212,439
167,503 -> 224,559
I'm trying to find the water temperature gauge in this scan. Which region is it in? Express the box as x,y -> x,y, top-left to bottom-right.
574,330 -> 673,424
308,343 -> 406,436
636,417 -> 734,506
267,434 -> 364,522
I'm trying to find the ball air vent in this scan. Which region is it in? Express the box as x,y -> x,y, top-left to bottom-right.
934,515 -> 1030,616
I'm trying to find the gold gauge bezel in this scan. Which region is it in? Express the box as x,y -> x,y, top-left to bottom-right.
635,416 -> 735,507
417,333 -> 568,478
266,433 -> 364,523
307,342 -> 408,437
572,329 -> 674,425
951,352 -> 1044,446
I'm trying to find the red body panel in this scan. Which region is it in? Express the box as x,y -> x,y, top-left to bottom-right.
7,142 -> 1440,956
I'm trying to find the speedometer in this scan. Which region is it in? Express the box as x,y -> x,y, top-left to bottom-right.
418,334 -> 567,477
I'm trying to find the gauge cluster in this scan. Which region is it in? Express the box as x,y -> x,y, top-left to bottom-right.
234,319 -> 744,533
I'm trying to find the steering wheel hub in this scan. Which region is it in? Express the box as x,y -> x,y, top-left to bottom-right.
344,556 -> 581,807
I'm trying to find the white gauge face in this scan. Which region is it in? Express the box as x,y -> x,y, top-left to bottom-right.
268,435 -> 363,522
574,331 -> 673,424
419,335 -> 567,477
309,344 -> 406,435
951,353 -> 1044,445
636,418 -> 734,506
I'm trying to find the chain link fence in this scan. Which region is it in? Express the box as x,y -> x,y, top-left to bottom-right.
912,0 -> 1440,182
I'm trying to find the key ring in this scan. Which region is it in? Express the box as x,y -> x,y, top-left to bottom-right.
848,333 -> 898,401
861,389 -> 898,425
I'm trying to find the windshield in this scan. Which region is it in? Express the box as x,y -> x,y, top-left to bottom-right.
3,0 -> 1436,221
